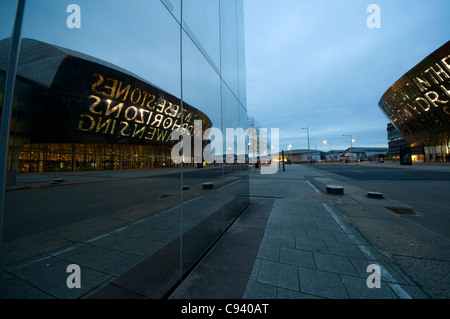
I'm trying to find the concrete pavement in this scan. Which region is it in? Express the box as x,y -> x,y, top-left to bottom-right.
171,164 -> 429,299
307,163 -> 450,299
1,164 -> 439,299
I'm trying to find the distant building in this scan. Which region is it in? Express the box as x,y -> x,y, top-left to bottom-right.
343,147 -> 388,161
320,150 -> 345,161
282,149 -> 322,163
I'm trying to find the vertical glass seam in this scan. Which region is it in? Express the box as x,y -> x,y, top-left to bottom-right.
219,0 -> 225,229
0,0 -> 26,295
179,0 -> 184,282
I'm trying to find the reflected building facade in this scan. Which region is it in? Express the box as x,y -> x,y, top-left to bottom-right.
0,38 -> 213,173
0,0 -> 249,299
379,41 -> 450,162
387,123 -> 424,162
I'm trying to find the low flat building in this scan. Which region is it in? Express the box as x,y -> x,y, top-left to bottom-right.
320,150 -> 346,162
346,147 -> 388,158
282,149 -> 322,163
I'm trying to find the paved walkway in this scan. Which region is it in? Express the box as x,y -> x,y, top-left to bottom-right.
171,164 -> 428,299
1,164 -> 431,299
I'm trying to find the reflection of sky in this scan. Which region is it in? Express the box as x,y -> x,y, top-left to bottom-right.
0,0 -> 244,135
244,0 -> 450,151
1,0 -> 182,98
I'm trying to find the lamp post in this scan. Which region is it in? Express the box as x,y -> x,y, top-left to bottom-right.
343,135 -> 355,161
323,140 -> 331,162
302,127 -> 311,163
288,145 -> 292,162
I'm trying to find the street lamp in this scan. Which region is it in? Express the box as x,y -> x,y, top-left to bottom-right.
323,140 -> 331,162
302,127 -> 311,163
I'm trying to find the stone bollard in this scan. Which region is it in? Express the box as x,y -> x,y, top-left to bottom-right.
367,192 -> 383,199
202,182 -> 214,190
326,185 -> 344,195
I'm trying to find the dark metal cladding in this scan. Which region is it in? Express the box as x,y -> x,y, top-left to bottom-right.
0,38 -> 212,147
378,41 -> 450,148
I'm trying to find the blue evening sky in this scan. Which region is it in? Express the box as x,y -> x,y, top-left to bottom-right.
243,0 -> 450,151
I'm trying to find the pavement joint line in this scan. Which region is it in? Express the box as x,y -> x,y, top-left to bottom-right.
379,265 -> 399,284
154,196 -> 206,215
305,180 -> 321,194
85,233 -> 109,243
110,226 -> 129,234
388,282 -> 412,299
220,179 -> 240,188
322,203 -> 354,234
183,196 -> 206,205
10,194 -> 211,272
357,245 -> 375,259
73,195 -> 213,256
306,178 -> 414,300
130,220 -> 146,226
50,245 -> 80,256
322,203 -> 412,299
127,196 -> 207,227
9,255 -> 53,271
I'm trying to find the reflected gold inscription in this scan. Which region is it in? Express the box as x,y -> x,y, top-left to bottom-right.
78,73 -> 200,143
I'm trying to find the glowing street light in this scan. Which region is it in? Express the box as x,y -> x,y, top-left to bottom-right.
323,140 -> 331,161
343,134 -> 355,161
302,127 -> 311,163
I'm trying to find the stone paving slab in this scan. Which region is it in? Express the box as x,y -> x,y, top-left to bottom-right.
243,168 -> 428,299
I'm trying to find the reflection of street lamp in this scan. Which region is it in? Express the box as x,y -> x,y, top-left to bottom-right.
302,127 -> 311,163
343,135 -> 355,160
323,140 -> 331,161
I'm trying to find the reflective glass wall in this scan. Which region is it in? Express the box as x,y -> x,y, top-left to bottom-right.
0,0 -> 248,299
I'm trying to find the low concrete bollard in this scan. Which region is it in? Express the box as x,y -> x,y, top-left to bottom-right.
367,192 -> 384,199
50,178 -> 64,185
202,182 -> 214,190
326,185 -> 344,195
183,185 -> 190,190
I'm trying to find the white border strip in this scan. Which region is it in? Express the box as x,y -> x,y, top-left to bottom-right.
305,180 -> 412,299
306,180 -> 321,194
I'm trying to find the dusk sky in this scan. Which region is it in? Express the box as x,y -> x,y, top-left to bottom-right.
243,0 -> 449,151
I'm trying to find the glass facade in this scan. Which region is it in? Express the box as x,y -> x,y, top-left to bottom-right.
379,41 -> 450,162
386,123 -> 424,162
0,0 -> 249,299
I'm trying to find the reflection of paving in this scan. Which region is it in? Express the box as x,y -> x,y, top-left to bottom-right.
7,166 -> 246,191
3,165 -> 248,260
1,193 -> 235,299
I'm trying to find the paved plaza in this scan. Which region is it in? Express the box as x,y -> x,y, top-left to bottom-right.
172,164 -> 430,299
2,164 -> 445,299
